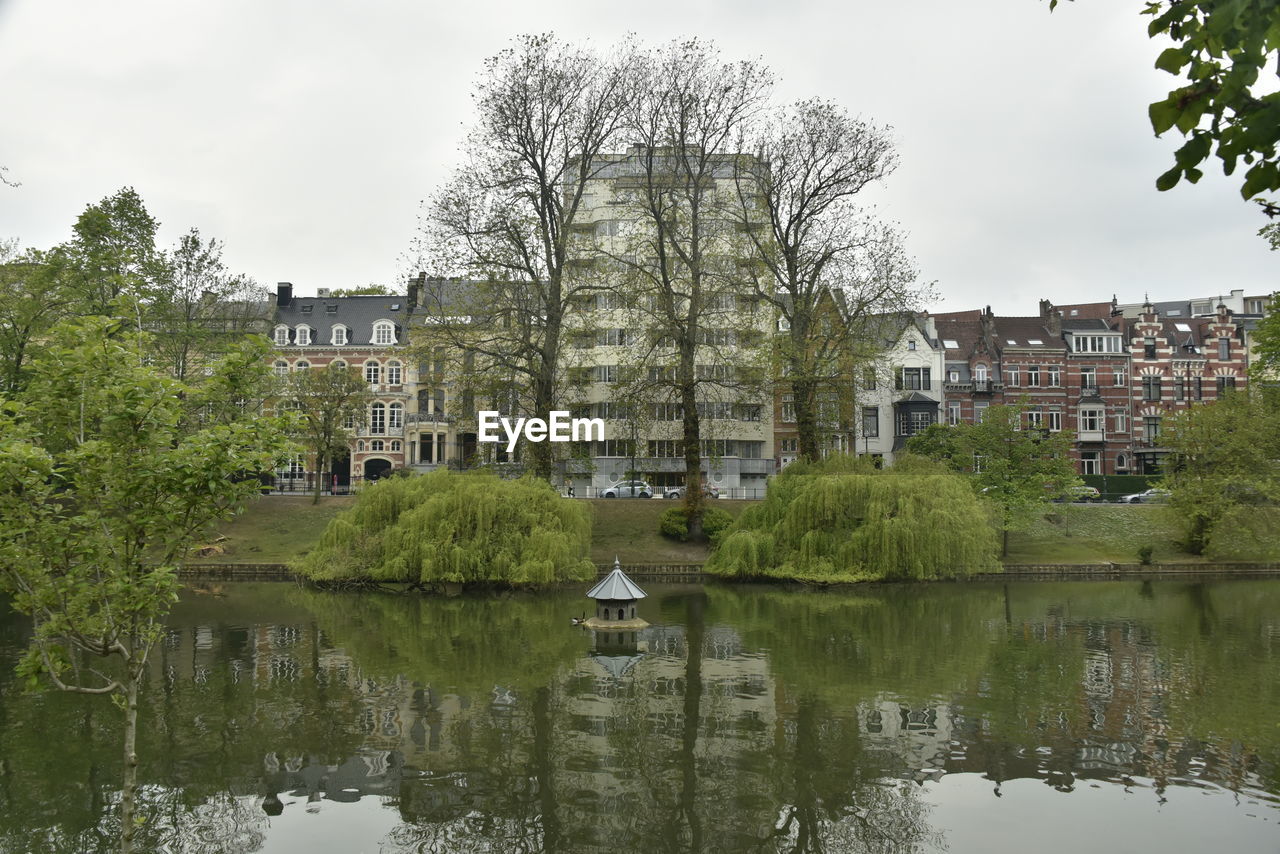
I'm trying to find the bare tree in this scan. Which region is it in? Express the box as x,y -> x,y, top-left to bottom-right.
604,40 -> 773,535
731,99 -> 932,462
287,363 -> 371,504
412,34 -> 636,481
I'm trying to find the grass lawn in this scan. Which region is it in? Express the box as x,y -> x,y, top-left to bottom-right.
1004,503 -> 1192,564
586,497 -> 757,564
200,495 -> 353,563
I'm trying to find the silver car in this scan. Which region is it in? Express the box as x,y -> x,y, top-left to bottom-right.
601,480 -> 653,499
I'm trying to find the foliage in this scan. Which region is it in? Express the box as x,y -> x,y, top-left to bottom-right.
706,460 -> 999,582
1162,388 -> 1280,557
328,284 -> 393,296
294,470 -> 595,587
285,362 -> 371,503
0,318 -> 294,852
1248,289 -> 1280,376
658,505 -> 734,544
1138,543 -> 1155,564
1050,0 -> 1280,201
907,403 -> 1080,555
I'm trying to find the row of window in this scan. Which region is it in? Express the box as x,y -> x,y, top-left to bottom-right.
589,439 -> 766,458
273,321 -> 398,347
272,359 -> 404,385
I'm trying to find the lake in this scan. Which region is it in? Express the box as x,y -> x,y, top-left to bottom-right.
0,580 -> 1277,853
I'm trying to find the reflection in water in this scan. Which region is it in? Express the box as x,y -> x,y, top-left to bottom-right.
0,581 -> 1278,852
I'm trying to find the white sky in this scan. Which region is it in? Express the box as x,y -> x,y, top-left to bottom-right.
1,0 -> 1274,314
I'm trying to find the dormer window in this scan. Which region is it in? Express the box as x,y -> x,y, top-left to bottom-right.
273,326 -> 290,346
331,325 -> 348,346
373,321 -> 396,345
295,325 -> 312,346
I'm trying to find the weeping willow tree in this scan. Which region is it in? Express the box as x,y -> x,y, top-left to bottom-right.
295,470 -> 595,587
706,454 -> 999,582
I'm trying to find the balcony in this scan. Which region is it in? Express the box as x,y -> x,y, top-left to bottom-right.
406,411 -> 454,424
972,379 -> 992,394
362,425 -> 405,438
1077,429 -> 1105,443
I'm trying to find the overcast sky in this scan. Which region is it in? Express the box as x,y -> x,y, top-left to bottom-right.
1,0 -> 1274,315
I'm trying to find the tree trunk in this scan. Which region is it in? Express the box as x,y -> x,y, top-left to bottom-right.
680,374 -> 704,540
676,593 -> 705,850
791,373 -> 822,462
119,670 -> 141,854
312,458 -> 325,505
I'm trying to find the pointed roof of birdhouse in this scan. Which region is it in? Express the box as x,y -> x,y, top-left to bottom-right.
586,561 -> 647,601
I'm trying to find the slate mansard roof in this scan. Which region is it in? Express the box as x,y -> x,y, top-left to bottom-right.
274,294 -> 413,348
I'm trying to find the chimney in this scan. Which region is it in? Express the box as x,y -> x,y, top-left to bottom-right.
276,282 -> 293,307
407,271 -> 425,313
1039,298 -> 1054,320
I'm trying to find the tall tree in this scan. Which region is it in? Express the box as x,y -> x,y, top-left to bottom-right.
731,99 -> 931,462
0,241 -> 74,397
62,187 -> 163,317
147,228 -> 270,382
907,403 -> 1080,556
606,39 -> 773,537
287,363 -> 371,504
414,34 -> 636,481
0,318 -> 293,854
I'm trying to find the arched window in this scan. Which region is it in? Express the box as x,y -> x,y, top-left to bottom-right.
370,403 -> 386,435
273,361 -> 289,376
273,326 -> 290,346
331,359 -> 347,369
975,364 -> 989,381
389,402 -> 403,429
331,325 -> 348,346
295,325 -> 311,346
357,441 -> 365,452
1116,453 -> 1128,470
372,321 -> 396,345
294,361 -> 309,371
364,361 -> 380,384
386,361 -> 402,385
371,440 -> 384,452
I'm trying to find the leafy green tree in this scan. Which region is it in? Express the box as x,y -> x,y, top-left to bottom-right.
907,403 -> 1080,555
1050,0 -> 1280,201
295,469 -> 595,587
0,242 -> 76,397
1247,288 -> 1280,376
1162,388 -> 1280,556
0,318 -> 294,854
61,187 -> 164,317
328,284 -> 393,296
285,362 -> 371,503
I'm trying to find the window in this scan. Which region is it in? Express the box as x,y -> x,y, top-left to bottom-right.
1079,409 -> 1103,433
331,326 -> 348,346
1219,338 -> 1231,360
862,369 -> 877,391
1116,453 -> 1128,470
1080,452 -> 1101,475
595,364 -> 618,383
1114,411 -> 1127,433
735,404 -> 762,421
1144,337 -> 1157,358
373,321 -> 396,345
1026,365 -> 1040,387
1144,415 -> 1161,443
295,325 -> 311,346
1195,376 -> 1203,400
1047,411 -> 1062,432
974,364 -> 988,381
278,456 -> 305,478
948,370 -> 959,382
907,339 -> 917,351
975,402 -> 989,422
1005,366 -> 1020,387
294,361 -> 309,371
273,360 -> 289,376
1026,409 -> 1043,428
862,406 -> 879,438
1072,335 -> 1122,353
1247,298 -> 1267,314
782,394 -> 796,423
948,400 -> 961,425
897,367 -> 931,390
370,403 -> 385,435
343,413 -> 355,430
897,409 -> 934,436
739,441 -> 763,459
651,402 -> 683,421
1174,376 -> 1185,400
648,440 -> 684,458
1112,368 -> 1126,387
365,362 -> 380,384
1047,366 -> 1061,387
389,403 -> 403,429
371,440 -> 384,452
1081,366 -> 1097,390
598,328 -> 633,346
780,438 -> 798,454
595,439 -> 635,457
1142,375 -> 1162,402
386,361 -> 402,385
392,441 -> 401,452
1192,300 -> 1212,315
273,326 -> 290,346
1217,375 -> 1236,392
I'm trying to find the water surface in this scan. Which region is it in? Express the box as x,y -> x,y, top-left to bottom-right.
0,580 -> 1277,852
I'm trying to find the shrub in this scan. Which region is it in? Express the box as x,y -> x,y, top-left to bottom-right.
1137,544 -> 1154,565
295,469 -> 595,587
659,505 -> 734,544
706,464 -> 999,583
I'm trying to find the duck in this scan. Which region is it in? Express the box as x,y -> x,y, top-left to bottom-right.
570,613 -> 586,626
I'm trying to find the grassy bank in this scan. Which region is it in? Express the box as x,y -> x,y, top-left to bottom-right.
208,494 -> 1212,569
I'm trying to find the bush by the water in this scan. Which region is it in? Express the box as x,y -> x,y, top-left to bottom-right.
706,455 -> 999,583
294,470 -> 595,587
659,505 -> 735,544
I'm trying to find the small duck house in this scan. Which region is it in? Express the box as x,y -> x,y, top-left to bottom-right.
583,559 -> 649,629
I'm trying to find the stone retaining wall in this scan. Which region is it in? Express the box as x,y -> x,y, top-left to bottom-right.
595,564 -> 705,583
179,563 -> 295,582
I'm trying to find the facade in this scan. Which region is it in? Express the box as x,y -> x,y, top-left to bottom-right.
856,315 -> 945,463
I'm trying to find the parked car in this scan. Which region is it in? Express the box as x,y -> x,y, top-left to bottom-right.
1066,485 -> 1102,503
1119,488 -> 1172,504
664,484 -> 720,500
601,480 -> 653,499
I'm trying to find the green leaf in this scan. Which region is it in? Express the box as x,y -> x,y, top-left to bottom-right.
1149,98 -> 1180,135
1157,166 -> 1183,191
1155,47 -> 1189,74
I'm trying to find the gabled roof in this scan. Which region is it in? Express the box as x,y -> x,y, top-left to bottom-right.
992,317 -> 1063,351
586,568 -> 647,601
